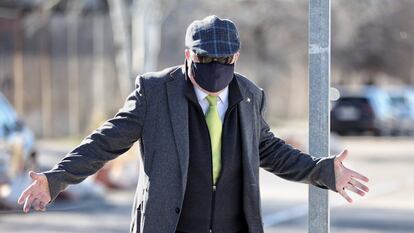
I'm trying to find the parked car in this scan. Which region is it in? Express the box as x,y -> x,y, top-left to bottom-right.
0,92 -> 37,208
387,87 -> 414,135
331,86 -> 395,136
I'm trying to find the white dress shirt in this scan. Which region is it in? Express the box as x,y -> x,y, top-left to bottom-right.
193,86 -> 229,123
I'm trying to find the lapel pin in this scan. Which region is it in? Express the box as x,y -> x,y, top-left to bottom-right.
246,97 -> 251,103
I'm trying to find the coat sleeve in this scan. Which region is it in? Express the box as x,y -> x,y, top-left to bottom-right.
43,76 -> 147,203
258,90 -> 337,192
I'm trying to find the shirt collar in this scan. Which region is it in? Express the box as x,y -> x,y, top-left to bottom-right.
193,85 -> 229,104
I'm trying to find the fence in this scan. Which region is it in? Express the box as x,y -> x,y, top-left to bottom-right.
0,13 -> 129,138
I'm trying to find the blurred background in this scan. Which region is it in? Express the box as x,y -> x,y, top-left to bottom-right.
0,0 -> 413,232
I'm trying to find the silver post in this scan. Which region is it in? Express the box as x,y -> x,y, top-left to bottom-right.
308,0 -> 331,233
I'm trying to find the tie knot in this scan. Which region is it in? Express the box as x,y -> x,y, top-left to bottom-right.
205,95 -> 218,106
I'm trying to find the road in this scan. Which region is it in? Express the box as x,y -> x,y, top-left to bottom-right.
0,136 -> 413,233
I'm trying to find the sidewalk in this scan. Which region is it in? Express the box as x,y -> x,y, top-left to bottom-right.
1,135 -> 413,233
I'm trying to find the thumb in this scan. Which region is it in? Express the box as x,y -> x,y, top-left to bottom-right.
29,171 -> 42,181
337,149 -> 348,163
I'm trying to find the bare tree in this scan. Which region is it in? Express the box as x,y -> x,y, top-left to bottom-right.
107,0 -> 133,97
131,0 -> 163,74
66,0 -> 81,136
12,12 -> 24,115
89,14 -> 106,130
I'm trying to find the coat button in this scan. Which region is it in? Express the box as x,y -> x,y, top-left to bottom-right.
175,207 -> 180,214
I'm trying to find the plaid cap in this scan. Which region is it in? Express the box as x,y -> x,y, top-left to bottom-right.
185,15 -> 240,57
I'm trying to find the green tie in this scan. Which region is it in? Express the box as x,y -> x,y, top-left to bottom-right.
205,95 -> 222,185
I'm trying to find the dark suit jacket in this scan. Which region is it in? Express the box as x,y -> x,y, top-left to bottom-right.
43,65 -> 337,233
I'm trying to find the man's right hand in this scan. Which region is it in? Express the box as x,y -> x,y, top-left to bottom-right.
17,171 -> 51,213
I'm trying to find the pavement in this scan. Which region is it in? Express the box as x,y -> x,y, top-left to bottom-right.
263,136 -> 414,233
0,135 -> 413,233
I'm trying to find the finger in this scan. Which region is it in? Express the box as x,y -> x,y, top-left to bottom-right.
348,169 -> 369,182
34,199 -> 45,211
339,188 -> 353,203
38,193 -> 51,206
32,199 -> 41,211
18,184 -> 35,205
345,183 -> 365,197
18,189 -> 30,205
39,197 -> 49,212
39,201 -> 46,211
23,195 -> 36,213
349,179 -> 370,192
336,149 -> 348,163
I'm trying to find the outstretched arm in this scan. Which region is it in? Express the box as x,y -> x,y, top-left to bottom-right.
18,76 -> 147,212
258,89 -> 335,190
258,90 -> 369,201
259,116 -> 337,190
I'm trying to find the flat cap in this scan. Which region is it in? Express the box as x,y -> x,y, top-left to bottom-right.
185,15 -> 240,57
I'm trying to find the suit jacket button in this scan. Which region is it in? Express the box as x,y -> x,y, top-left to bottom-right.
175,207 -> 180,214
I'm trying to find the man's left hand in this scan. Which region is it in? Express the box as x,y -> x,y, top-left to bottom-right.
334,149 -> 370,203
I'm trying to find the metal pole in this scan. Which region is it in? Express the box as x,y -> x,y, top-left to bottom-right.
308,0 -> 331,233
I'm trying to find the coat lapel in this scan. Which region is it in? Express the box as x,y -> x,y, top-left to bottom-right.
235,78 -> 257,182
166,66 -> 190,192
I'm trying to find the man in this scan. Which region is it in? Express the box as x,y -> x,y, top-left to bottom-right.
18,15 -> 369,233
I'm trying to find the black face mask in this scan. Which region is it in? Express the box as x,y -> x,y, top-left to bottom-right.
191,61 -> 234,92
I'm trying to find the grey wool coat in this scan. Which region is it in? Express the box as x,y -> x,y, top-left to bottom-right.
43,65 -> 338,233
